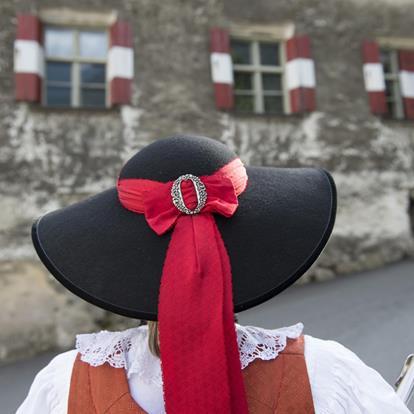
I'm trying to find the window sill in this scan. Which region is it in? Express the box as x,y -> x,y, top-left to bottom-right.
22,102 -> 123,115
228,110 -> 311,120
377,115 -> 414,123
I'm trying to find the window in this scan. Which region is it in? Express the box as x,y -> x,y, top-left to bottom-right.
44,27 -> 108,108
231,39 -> 286,114
380,48 -> 404,119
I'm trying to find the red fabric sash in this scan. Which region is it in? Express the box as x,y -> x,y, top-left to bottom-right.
117,158 -> 249,414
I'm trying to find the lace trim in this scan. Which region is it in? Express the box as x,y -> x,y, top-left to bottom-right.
76,323 -> 304,386
237,323 -> 304,369
76,326 -> 162,385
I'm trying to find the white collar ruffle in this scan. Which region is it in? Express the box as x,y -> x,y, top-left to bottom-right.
76,323 -> 304,386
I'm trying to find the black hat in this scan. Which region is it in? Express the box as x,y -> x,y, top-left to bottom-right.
32,135 -> 336,321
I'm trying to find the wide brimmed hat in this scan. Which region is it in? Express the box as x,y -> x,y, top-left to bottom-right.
32,135 -> 336,413
32,135 -> 336,321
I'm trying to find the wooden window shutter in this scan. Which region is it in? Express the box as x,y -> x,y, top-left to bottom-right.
209,27 -> 234,110
108,20 -> 134,105
285,35 -> 316,114
398,50 -> 414,120
361,40 -> 387,115
14,14 -> 43,102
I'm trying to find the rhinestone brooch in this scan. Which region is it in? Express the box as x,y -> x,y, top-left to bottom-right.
171,174 -> 207,215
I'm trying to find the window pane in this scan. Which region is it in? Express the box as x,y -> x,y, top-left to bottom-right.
234,94 -> 254,112
46,86 -> 71,106
386,100 -> 395,116
46,62 -> 71,82
380,50 -> 393,74
262,74 -> 282,91
234,72 -> 252,90
79,31 -> 108,59
45,28 -> 74,58
81,88 -> 106,108
260,43 -> 280,66
385,80 -> 394,98
264,96 -> 284,113
231,40 -> 251,64
81,63 -> 106,84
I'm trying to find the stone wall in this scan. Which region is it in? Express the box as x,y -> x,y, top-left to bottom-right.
0,0 -> 414,362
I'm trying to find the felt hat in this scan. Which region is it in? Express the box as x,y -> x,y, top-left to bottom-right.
32,135 -> 336,413
32,134 -> 336,320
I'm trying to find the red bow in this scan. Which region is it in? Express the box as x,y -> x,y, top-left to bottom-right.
117,158 -> 249,414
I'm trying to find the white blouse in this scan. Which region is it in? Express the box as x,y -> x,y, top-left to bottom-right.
16,323 -> 411,414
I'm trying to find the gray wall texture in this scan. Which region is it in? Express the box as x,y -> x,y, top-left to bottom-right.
0,0 -> 414,362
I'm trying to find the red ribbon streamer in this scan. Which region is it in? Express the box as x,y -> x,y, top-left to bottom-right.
117,158 -> 249,414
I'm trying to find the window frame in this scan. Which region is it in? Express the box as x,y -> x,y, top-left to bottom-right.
43,25 -> 109,109
231,37 -> 289,115
380,47 -> 404,120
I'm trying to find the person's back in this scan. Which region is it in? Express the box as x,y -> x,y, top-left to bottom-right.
19,136 -> 412,413
17,323 -> 411,413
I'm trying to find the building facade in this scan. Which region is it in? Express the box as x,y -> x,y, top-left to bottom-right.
1,0 -> 414,361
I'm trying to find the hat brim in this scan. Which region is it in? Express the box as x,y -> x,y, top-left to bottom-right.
32,166 -> 336,321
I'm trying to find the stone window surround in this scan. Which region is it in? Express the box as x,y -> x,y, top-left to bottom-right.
229,22 -> 295,115
39,8 -> 117,109
39,8 -> 117,28
378,37 -> 414,121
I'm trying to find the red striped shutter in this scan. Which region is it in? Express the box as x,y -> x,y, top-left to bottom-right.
14,14 -> 43,102
108,20 -> 133,105
285,35 -> 316,114
209,28 -> 234,110
398,50 -> 414,120
361,40 -> 387,115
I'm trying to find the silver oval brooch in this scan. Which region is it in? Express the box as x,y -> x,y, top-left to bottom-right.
171,174 -> 207,215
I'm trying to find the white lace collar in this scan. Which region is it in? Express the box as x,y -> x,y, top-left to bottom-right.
76,323 -> 304,386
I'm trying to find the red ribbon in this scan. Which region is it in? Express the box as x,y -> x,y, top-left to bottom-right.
117,158 -> 249,414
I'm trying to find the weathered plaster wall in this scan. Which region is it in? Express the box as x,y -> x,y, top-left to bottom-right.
223,0 -> 414,278
0,0 -> 413,362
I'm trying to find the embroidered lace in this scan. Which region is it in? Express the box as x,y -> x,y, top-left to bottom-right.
76,323 -> 304,386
